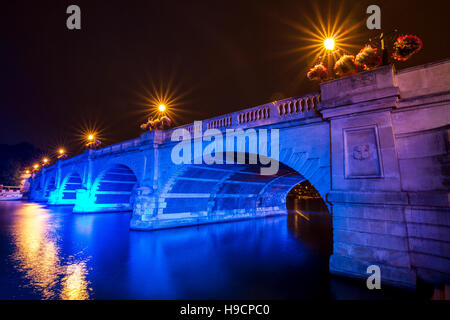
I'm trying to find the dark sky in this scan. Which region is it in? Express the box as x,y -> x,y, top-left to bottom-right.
1,0 -> 449,155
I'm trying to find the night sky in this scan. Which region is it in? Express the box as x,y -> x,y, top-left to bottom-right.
1,0 -> 449,156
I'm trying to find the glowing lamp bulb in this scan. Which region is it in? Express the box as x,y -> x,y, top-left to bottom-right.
43,158 -> 48,163
158,104 -> 166,112
88,135 -> 94,141
25,170 -> 30,174
59,148 -> 64,154
324,38 -> 335,50
33,164 -> 39,169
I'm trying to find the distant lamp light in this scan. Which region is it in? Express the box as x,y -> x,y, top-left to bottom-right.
88,134 -> 94,141
43,158 -> 49,164
25,170 -> 30,174
324,38 -> 335,50
158,104 -> 166,112
57,148 -> 67,160
33,164 -> 39,170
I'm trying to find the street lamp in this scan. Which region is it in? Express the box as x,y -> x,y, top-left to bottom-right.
57,148 -> 68,160
86,133 -> 101,149
158,104 -> 166,112
324,38 -> 335,50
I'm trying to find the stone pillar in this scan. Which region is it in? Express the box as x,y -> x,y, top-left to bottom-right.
86,149 -> 94,190
319,65 -> 417,287
47,161 -> 62,204
71,151 -> 96,212
130,130 -> 164,229
72,188 -> 95,213
35,167 -> 47,201
56,160 -> 62,189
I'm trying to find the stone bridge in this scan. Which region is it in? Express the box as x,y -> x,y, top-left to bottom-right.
29,60 -> 450,288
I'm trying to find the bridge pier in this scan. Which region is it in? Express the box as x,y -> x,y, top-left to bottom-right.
71,191 -> 137,212
72,188 -> 96,212
47,189 -> 61,205
320,62 -> 450,288
129,166 -> 299,231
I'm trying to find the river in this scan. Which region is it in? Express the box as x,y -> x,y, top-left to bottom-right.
0,199 -> 415,299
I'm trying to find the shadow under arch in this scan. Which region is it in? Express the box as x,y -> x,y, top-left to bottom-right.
44,176 -> 56,198
90,164 -> 139,212
158,152 -> 328,219
286,181 -> 332,255
59,172 -> 83,204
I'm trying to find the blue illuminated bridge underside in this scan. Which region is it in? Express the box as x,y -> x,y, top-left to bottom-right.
152,162 -> 306,225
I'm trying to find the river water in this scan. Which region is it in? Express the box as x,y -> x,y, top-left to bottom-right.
0,200 -> 415,299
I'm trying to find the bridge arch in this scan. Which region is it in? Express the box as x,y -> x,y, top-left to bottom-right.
44,175 -> 56,198
156,149 -> 330,218
60,172 -> 83,203
91,164 -> 139,211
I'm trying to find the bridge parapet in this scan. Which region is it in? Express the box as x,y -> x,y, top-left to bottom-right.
57,152 -> 86,165
234,93 -> 320,127
162,93 -> 320,142
92,138 -> 141,157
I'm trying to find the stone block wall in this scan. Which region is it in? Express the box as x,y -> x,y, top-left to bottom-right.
320,60 -> 450,288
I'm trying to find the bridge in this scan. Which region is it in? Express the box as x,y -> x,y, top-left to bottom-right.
29,60 -> 450,288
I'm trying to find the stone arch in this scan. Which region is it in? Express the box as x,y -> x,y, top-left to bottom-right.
91,164 -> 139,211
154,148 -> 330,223
60,172 -> 83,203
44,175 -> 56,198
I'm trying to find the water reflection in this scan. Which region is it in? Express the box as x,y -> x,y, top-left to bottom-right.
60,261 -> 90,300
10,203 -> 91,300
0,200 -> 415,300
286,197 -> 332,255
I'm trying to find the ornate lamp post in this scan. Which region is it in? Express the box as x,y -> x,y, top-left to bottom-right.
140,103 -> 172,132
42,157 -> 50,167
57,148 -> 68,160
86,134 -> 101,149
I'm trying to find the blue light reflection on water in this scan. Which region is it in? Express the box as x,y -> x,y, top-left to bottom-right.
0,200 -> 412,299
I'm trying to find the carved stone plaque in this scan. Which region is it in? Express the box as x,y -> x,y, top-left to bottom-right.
344,126 -> 382,178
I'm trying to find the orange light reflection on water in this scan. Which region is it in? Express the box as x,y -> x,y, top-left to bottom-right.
11,203 -> 91,300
